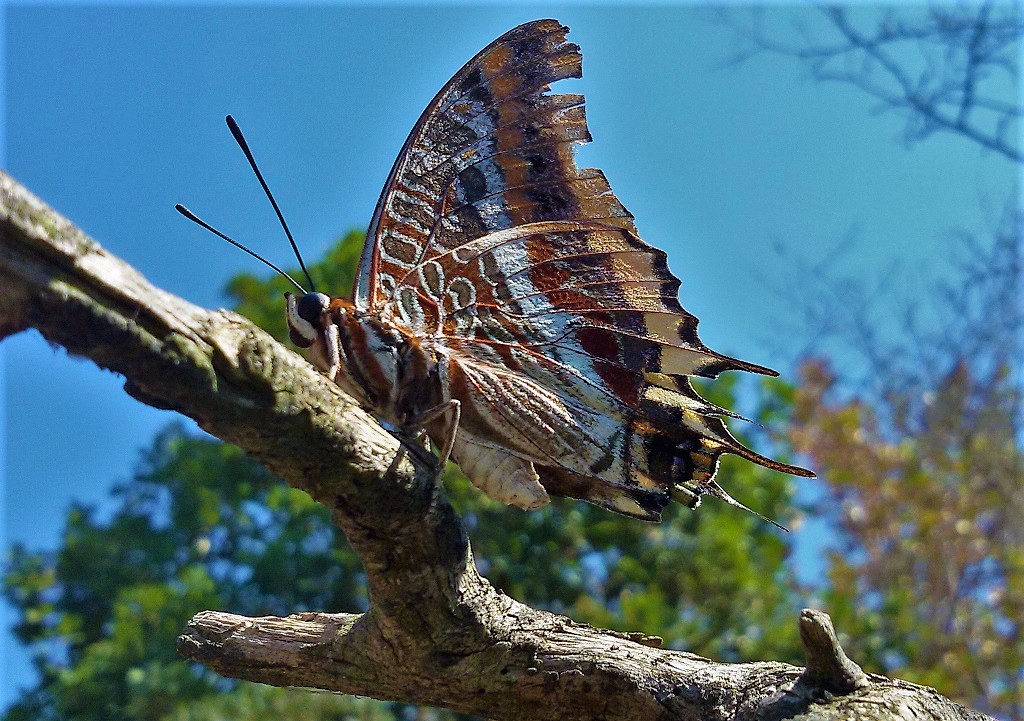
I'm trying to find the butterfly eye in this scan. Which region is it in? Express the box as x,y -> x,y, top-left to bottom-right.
297,293 -> 329,324
286,292 -> 322,348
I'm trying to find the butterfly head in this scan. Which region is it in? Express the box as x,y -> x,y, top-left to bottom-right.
285,291 -> 332,348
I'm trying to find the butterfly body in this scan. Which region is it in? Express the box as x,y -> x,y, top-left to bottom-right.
287,287 -> 561,510
280,19 -> 813,522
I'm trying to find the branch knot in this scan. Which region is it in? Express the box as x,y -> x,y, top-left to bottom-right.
796,608 -> 868,696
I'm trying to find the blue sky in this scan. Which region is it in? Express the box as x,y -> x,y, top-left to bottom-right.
2,3 -> 1018,709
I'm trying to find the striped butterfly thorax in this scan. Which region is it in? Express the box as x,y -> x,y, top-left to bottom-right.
189,19 -> 813,524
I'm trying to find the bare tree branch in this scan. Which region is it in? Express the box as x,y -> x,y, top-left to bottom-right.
716,4 -> 1022,162
0,170 -> 994,720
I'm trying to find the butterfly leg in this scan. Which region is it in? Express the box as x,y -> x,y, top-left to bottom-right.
377,428 -> 437,490
384,444 -> 410,481
404,399 -> 461,474
396,429 -> 438,470
323,323 -> 342,381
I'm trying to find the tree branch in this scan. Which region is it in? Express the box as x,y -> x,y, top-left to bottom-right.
716,5 -> 1021,162
0,170 -> 992,720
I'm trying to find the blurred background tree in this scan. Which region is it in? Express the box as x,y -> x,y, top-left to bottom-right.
720,3 -> 1022,718
779,215 -> 1022,719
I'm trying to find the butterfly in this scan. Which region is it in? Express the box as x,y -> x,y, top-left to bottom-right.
181,19 -> 813,524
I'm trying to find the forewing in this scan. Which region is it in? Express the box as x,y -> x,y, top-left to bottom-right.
356,19 -> 634,311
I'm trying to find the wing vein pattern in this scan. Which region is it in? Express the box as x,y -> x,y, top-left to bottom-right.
357,19 -> 811,520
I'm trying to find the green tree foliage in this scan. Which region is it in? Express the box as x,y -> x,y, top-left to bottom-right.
3,230 -> 809,720
4,429 -> 370,721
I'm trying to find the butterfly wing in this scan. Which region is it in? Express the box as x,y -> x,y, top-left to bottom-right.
355,19 -> 624,310
422,221 -> 812,519
360,20 -> 811,519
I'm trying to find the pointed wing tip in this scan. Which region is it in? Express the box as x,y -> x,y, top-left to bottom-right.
701,416 -> 815,479
753,455 -> 816,479
731,358 -> 779,377
742,448 -> 815,478
761,514 -> 790,532
703,481 -> 790,532
700,353 -> 779,379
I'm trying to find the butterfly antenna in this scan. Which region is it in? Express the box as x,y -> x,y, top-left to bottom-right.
175,204 -> 307,294
225,115 -> 317,293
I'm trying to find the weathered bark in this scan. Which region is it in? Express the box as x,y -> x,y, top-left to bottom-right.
0,169 -> 992,721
